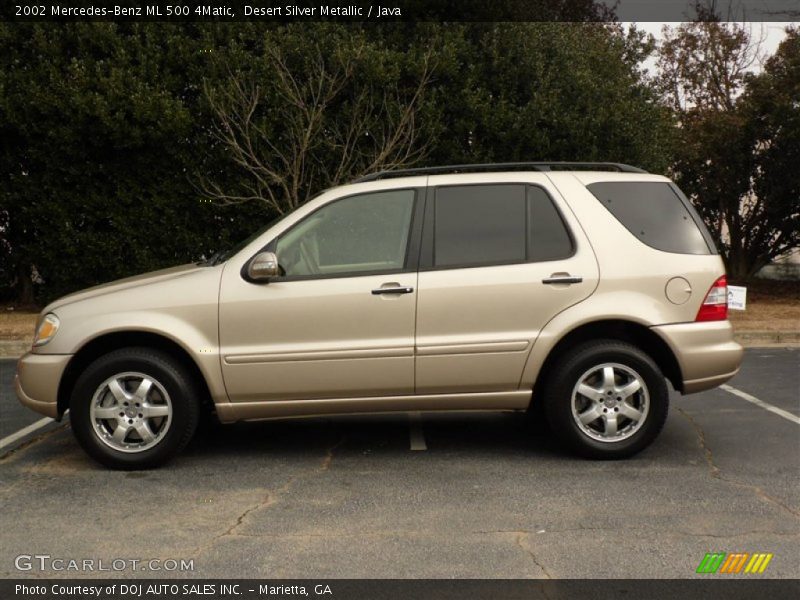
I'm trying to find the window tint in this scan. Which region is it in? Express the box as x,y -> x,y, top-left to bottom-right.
276,190 -> 415,277
528,186 -> 573,261
586,182 -> 712,255
434,185 -> 526,267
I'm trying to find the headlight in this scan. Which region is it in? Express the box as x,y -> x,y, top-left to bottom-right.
33,313 -> 60,347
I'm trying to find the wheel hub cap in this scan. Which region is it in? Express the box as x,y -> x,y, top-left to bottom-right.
89,372 -> 173,454
570,362 -> 650,443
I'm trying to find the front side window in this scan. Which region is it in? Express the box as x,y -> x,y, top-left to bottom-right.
275,190 -> 415,277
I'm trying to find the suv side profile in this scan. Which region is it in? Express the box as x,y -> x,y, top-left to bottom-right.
16,163 -> 744,469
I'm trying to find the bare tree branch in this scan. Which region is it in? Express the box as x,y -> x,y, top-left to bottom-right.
656,21 -> 766,113
198,41 -> 434,214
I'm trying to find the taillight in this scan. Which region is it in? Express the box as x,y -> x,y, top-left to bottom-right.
696,275 -> 728,321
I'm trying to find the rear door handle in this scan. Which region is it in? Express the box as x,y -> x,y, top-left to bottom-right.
542,276 -> 583,285
372,286 -> 414,295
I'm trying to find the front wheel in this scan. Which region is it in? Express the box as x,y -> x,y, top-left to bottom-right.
543,340 -> 669,459
70,348 -> 199,469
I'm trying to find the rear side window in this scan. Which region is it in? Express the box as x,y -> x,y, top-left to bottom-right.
431,184 -> 573,268
434,185 -> 527,267
586,182 -> 714,255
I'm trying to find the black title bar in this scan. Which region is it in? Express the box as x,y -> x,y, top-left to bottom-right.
3,579 -> 800,600
2,0 -> 800,22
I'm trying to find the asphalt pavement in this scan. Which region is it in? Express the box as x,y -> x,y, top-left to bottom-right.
0,348 -> 797,579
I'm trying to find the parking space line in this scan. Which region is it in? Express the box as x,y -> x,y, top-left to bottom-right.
409,411 -> 427,451
720,384 -> 800,425
0,417 -> 54,451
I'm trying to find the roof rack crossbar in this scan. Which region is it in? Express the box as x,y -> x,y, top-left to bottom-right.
354,162 -> 647,182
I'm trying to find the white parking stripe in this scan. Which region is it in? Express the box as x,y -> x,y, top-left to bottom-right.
409,411 -> 427,451
720,384 -> 800,426
0,417 -> 54,451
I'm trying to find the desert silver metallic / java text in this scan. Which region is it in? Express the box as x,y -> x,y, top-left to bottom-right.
90,372 -> 172,453
570,363 -> 649,443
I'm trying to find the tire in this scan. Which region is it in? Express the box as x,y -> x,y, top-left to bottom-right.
70,347 -> 200,469
543,340 -> 668,459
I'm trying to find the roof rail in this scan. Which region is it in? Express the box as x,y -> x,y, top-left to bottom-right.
354,162 -> 647,183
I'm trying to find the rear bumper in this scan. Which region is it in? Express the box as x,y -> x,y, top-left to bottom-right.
15,352 -> 72,419
651,321 -> 743,394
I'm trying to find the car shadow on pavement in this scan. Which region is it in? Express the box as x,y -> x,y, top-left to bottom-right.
182,412 -> 565,464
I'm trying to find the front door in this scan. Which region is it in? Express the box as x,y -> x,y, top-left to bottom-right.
219,188 -> 421,402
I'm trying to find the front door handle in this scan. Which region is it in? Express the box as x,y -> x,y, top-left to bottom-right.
542,275 -> 583,285
372,286 -> 414,295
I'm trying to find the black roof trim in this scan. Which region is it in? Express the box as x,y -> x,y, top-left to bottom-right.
354,162 -> 648,183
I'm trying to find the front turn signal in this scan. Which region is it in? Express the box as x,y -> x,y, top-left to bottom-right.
33,313 -> 60,346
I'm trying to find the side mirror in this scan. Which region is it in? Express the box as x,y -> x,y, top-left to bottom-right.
247,251 -> 280,282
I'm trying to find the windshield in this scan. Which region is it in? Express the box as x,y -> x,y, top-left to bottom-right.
201,190 -> 333,266
202,212 -> 291,266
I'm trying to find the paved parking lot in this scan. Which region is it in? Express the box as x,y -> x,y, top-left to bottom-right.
0,348 -> 797,579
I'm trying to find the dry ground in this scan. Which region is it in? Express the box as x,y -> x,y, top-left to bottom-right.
0,310 -> 38,342
1,280 -> 797,342
727,279 -> 800,332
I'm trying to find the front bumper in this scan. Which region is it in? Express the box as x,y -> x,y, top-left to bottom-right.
651,321 -> 744,394
15,352 -> 73,419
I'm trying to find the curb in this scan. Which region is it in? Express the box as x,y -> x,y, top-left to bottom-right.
1,332 -> 798,359
0,341 -> 30,358
734,331 -> 800,347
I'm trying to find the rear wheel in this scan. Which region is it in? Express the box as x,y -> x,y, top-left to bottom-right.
70,348 -> 199,469
543,340 -> 668,459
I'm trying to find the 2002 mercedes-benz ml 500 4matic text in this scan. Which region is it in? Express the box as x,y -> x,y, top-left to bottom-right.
16,163 -> 744,469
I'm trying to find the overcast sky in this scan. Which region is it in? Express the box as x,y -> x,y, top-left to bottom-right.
625,22 -> 797,74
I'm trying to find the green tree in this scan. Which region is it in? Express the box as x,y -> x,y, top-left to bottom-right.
201,23 -> 676,211
0,24 -> 268,304
2,21 -> 676,305
423,23 -> 675,172
740,29 -> 800,275
658,21 -> 799,277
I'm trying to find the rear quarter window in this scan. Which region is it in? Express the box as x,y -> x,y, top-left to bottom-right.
586,182 -> 716,255
528,186 -> 574,261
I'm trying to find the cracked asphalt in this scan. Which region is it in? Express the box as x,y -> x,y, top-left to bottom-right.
0,348 -> 797,579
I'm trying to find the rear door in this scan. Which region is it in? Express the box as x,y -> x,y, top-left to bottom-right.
414,174 -> 599,393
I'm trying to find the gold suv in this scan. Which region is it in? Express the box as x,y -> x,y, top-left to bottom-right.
16,163 -> 743,468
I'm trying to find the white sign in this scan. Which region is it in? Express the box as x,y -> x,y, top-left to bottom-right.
728,285 -> 747,310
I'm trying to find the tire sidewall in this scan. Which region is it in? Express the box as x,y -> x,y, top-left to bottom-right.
70,349 -> 197,469
545,342 -> 669,459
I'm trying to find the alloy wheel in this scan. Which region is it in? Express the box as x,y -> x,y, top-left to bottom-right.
570,362 -> 649,443
89,372 -> 173,453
